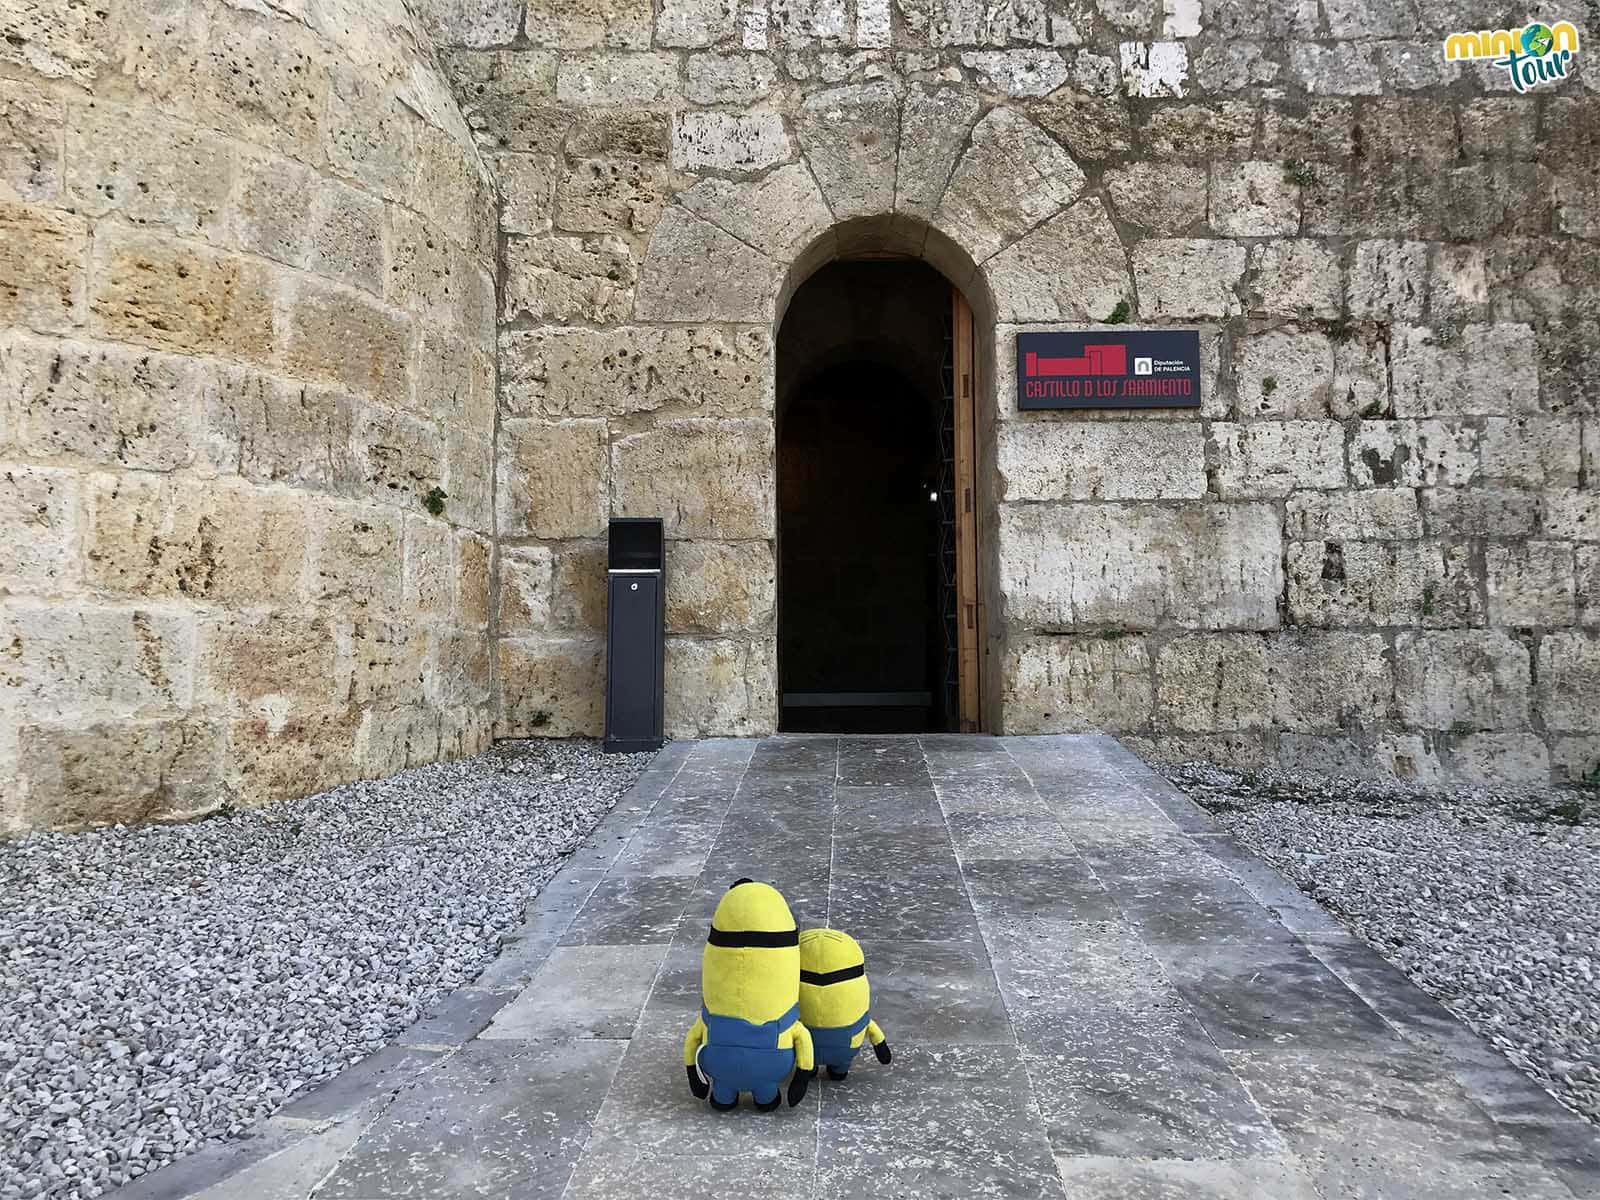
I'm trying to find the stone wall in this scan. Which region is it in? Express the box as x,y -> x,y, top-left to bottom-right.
5,0 -> 1597,830
425,0 -> 1597,785
0,0 -> 499,830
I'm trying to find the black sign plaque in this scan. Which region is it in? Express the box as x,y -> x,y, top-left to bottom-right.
1016,330 -> 1202,411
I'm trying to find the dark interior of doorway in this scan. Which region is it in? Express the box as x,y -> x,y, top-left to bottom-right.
776,259 -> 954,734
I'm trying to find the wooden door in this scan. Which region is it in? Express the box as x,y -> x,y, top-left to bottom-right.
952,289 -> 981,733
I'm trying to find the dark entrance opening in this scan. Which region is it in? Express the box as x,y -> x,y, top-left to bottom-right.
776,259 -> 965,734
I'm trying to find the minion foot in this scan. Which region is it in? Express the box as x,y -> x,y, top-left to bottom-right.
754,1094 -> 783,1113
709,1094 -> 738,1112
826,1066 -> 849,1081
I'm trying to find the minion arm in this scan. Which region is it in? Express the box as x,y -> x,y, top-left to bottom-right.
866,1019 -> 891,1064
683,1016 -> 709,1099
785,1021 -> 816,1107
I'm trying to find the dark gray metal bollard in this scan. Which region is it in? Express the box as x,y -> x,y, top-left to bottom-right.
604,518 -> 665,753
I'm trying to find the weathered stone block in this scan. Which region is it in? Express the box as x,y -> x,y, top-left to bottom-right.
1133,239 -> 1244,318
794,83 -> 900,220
497,418 -> 609,539
935,108 -> 1085,263
500,635 -> 604,736
1104,162 -> 1205,234
1,198 -> 86,334
1244,239 -> 1341,318
498,152 -> 556,235
195,609 -> 338,709
664,637 -> 775,737
1285,489 -> 1422,541
1486,542 -> 1576,627
444,428 -> 495,533
998,502 -> 1283,631
671,110 -> 791,173
1119,42 -> 1188,97
341,618 -> 430,707
679,164 -> 833,261
0,464 -> 79,592
634,208 -> 781,323
1346,239 -> 1426,321
498,544 -> 554,634
443,50 -> 562,154
987,200 -> 1131,323
1349,420 -> 1478,488
0,603 -> 192,717
1390,324 -> 1539,418
352,404 -> 444,508
1395,630 -> 1530,732
1193,42 -> 1280,92
658,0 -> 740,46
964,49 -> 1071,96
1268,632 -> 1392,733
1479,418 -> 1581,487
554,157 -> 676,235
1420,488 -> 1538,538
1447,732 -> 1549,785
306,502 -> 404,611
455,531 -> 494,629
1031,94 -> 1132,162
0,80 -> 62,200
1138,101 -> 1255,160
422,0 -> 525,48
611,420 -> 775,539
686,52 -> 779,103
66,101 -> 232,239
1288,42 -> 1380,94
526,0 -> 653,48
502,234 -> 637,324
996,421 -> 1206,500
1552,736 -> 1600,786
1543,491 -> 1600,542
1427,245 -> 1489,323
1287,539 -> 1481,628
18,718 -> 224,829
1003,635 -> 1153,734
202,369 -> 362,494
84,475 -> 308,604
283,277 -> 410,401
501,325 -> 771,421
549,539 -> 608,631
425,628 -> 494,709
1330,334 -> 1387,419
1209,162 -> 1300,237
557,52 -> 683,105
1257,99 -> 1353,160
226,710 -> 362,808
403,514 -> 453,620
666,541 -> 776,634
1234,329 -> 1333,418
1156,634 -> 1269,731
895,85 -> 982,218
1209,420 -> 1346,499
89,228 -> 273,360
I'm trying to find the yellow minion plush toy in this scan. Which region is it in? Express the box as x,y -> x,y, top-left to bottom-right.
683,879 -> 816,1111
798,928 -> 891,1080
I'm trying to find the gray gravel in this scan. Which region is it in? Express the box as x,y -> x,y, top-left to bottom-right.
0,738 -> 654,1200
1162,761 -> 1600,1127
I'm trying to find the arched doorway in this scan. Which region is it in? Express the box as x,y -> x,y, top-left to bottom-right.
776,259 -> 981,734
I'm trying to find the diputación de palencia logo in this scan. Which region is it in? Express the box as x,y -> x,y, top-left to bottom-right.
1443,20 -> 1581,92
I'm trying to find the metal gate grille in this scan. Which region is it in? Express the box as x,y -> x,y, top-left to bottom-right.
935,306 -> 959,732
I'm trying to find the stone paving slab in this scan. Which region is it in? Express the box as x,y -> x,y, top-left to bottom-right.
116,735 -> 1600,1200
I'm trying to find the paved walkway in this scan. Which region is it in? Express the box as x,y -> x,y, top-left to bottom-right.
124,736 -> 1599,1199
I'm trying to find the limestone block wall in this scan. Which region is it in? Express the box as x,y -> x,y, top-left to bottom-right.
0,0 -> 500,830
422,0 -> 1598,784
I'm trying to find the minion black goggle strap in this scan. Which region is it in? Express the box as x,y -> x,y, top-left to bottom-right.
800,964 -> 866,985
706,927 -> 800,947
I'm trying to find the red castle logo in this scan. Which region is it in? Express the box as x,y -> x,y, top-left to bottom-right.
1024,344 -> 1127,377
